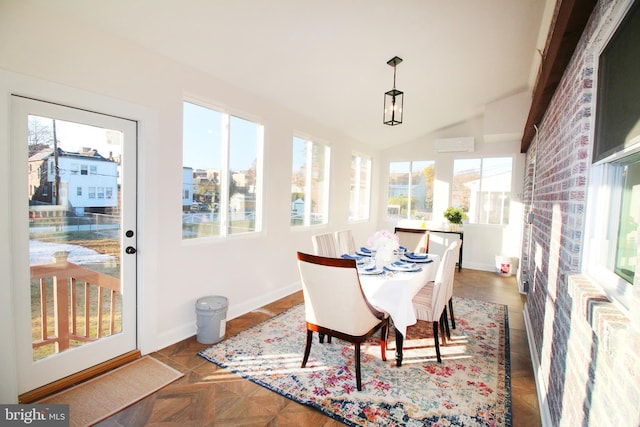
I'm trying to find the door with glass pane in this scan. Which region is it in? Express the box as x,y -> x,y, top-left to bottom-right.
11,96 -> 137,394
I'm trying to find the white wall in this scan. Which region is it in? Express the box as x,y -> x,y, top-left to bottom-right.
0,2 -> 526,402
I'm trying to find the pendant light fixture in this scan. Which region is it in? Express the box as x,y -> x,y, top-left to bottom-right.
383,56 -> 404,126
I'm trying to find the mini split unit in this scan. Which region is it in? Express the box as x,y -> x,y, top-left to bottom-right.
434,137 -> 475,153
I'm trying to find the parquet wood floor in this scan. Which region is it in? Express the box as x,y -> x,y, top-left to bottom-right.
96,269 -> 541,426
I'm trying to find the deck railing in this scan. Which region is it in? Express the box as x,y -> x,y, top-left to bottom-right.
30,251 -> 121,353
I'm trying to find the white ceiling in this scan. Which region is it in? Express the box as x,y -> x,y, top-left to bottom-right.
40,0 -> 549,149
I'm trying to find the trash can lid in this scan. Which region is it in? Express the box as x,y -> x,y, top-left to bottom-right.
196,295 -> 228,310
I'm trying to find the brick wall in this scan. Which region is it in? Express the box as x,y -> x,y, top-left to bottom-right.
520,0 -> 640,425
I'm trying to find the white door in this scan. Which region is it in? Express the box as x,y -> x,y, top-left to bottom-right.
11,96 -> 138,394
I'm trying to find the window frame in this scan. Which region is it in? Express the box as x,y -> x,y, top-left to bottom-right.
290,135 -> 331,228
452,156 -> 513,225
584,146 -> 639,310
386,159 -> 435,222
181,99 -> 264,240
583,0 -> 639,311
349,152 -> 371,222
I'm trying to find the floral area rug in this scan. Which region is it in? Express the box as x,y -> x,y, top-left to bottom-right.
199,297 -> 511,426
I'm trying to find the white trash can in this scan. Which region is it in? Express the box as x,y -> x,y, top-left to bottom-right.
495,256 -> 518,277
196,296 -> 228,344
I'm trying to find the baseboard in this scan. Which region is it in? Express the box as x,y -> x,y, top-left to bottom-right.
523,302 -> 553,427
154,281 -> 302,351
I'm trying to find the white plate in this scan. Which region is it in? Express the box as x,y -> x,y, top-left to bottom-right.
358,268 -> 384,275
385,263 -> 423,272
401,255 -> 433,264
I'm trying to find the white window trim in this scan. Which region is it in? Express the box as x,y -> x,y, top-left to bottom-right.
583,142 -> 640,312
291,134 -> 331,228
349,153 -> 372,223
582,0 -> 639,312
181,99 -> 264,240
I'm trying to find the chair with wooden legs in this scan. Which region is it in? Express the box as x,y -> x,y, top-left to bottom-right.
411,240 -> 458,362
297,252 -> 389,391
394,227 -> 430,253
311,232 -> 338,257
335,229 -> 357,255
444,240 -> 462,330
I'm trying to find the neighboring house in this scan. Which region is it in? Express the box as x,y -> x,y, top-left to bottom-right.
182,166 -> 193,211
28,147 -> 118,216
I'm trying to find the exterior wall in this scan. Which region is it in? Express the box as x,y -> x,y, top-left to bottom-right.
520,0 -> 640,425
58,157 -> 118,210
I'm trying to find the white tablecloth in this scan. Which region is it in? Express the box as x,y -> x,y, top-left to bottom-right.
359,254 -> 440,337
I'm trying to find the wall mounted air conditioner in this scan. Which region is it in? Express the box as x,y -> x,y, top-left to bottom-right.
434,137 -> 475,153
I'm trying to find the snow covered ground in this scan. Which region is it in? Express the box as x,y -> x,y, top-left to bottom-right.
30,240 -> 116,266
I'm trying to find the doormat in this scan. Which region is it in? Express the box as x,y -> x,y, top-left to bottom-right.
38,356 -> 183,427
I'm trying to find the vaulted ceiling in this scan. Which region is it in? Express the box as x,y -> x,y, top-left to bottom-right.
36,0 -> 554,150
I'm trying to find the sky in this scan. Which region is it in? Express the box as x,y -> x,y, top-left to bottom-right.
30,115 -> 122,160
182,101 -> 259,171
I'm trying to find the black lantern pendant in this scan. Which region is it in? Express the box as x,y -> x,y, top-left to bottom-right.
383,56 -> 403,126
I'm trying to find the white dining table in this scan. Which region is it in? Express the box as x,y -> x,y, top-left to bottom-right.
359,254 -> 440,367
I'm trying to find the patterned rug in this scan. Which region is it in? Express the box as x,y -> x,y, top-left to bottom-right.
199,297 -> 511,426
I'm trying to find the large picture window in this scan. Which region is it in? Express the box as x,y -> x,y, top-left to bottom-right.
452,157 -> 512,225
291,136 -> 330,226
182,101 -> 262,239
349,154 -> 371,222
387,160 -> 434,221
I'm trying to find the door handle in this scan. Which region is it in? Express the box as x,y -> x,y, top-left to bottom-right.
125,246 -> 137,254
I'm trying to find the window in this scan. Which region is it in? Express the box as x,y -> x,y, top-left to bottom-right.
182,101 -> 263,239
585,153 -> 639,308
585,2 -> 640,308
80,165 -> 88,175
452,157 -> 512,225
97,187 -> 105,199
387,160 -> 434,221
88,186 -> 95,199
349,154 -> 371,222
106,187 -> 113,199
291,136 -> 330,226
76,187 -> 82,196
90,165 -> 97,175
70,163 -> 79,175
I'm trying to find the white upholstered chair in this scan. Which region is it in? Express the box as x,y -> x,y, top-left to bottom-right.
335,229 -> 357,255
444,240 -> 462,329
411,240 -> 459,362
311,232 -> 338,257
394,227 -> 430,253
297,252 -> 388,391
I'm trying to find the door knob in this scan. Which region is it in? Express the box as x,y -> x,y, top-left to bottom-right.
125,246 -> 137,254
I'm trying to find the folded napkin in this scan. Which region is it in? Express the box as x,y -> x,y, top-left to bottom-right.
359,247 -> 373,254
341,253 -> 363,260
391,260 -> 414,267
398,245 -> 408,252
405,252 -> 428,259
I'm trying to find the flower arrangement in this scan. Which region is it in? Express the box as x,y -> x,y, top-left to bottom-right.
366,230 -> 400,251
443,206 -> 467,224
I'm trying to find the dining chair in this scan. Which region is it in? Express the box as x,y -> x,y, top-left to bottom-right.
411,240 -> 458,363
297,252 -> 389,391
311,232 -> 338,257
394,227 -> 430,253
335,229 -> 357,255
444,240 -> 462,330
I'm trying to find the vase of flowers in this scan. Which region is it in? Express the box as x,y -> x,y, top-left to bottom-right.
443,206 -> 467,231
367,230 -> 400,268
